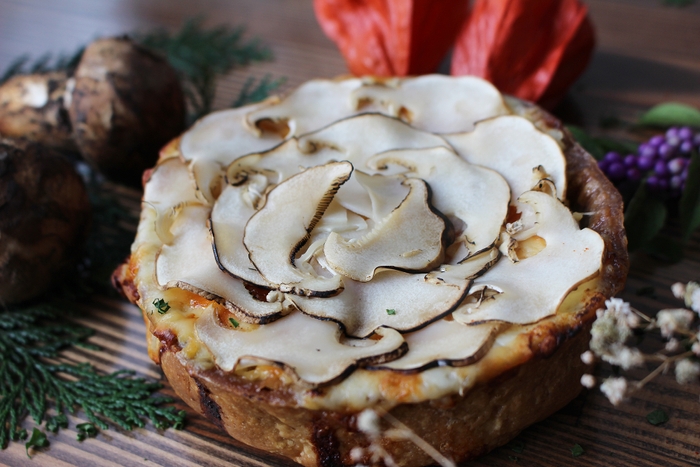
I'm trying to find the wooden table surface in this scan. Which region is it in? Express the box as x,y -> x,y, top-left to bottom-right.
1,1 -> 700,466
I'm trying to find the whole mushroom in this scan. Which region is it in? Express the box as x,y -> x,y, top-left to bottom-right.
0,138 -> 91,305
68,37 -> 186,185
0,72 -> 76,151
0,36 -> 186,186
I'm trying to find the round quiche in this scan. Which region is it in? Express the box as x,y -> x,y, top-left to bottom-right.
113,75 -> 628,467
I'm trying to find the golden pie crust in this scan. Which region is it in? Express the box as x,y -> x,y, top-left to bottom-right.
113,95 -> 628,467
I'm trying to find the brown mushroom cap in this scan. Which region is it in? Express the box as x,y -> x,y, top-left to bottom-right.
0,72 -> 76,151
69,37 -> 186,186
0,139 -> 91,304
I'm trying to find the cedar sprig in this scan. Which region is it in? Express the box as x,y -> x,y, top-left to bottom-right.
0,303 -> 185,451
232,74 -> 286,108
0,47 -> 84,85
138,17 -> 273,121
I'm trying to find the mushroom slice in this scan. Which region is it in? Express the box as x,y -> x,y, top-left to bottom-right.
190,159 -> 224,205
324,178 -> 448,282
296,113 -> 450,169
143,157 -> 202,244
369,147 -> 510,260
143,157 -> 200,208
453,191 -> 604,326
156,205 -> 284,322
444,115 -> 567,202
349,75 -> 510,134
291,248 -> 498,338
195,309 -> 406,386
244,78 -> 372,138
372,320 -> 502,372
211,183 -> 274,287
243,161 -> 353,296
228,113 -> 450,191
180,105 -> 284,166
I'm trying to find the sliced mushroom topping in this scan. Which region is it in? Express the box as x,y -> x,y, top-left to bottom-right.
453,191 -> 604,326
372,320 -> 502,372
195,309 -> 406,386
349,75 -> 510,133
369,147 -> 510,260
352,171 -> 410,221
324,178 -> 448,282
228,113 -> 450,190
144,157 -> 200,208
296,113 -> 450,168
190,159 -> 224,205
291,248 -> 498,338
180,105 -> 284,166
143,157 -> 203,244
210,183 -> 273,287
243,161 -> 353,296
156,205 -> 285,322
244,78 -> 372,138
444,115 -> 567,201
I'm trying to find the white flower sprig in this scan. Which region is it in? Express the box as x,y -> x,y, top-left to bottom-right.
353,408 -> 456,467
583,281 -> 700,406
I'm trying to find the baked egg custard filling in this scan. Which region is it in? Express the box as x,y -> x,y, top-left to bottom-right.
131,75 -> 605,408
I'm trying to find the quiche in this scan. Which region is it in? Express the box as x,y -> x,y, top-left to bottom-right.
113,75 -> 628,467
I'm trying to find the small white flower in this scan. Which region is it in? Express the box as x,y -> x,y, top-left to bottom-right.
580,374 -> 596,388
600,345 -> 645,370
665,338 -> 680,352
675,358 -> 700,384
656,308 -> 695,338
601,298 -> 640,329
684,282 -> 700,312
671,282 -> 686,300
692,341 -> 700,357
600,377 -> 628,406
350,447 -> 365,462
690,288 -> 700,314
581,350 -> 595,365
357,409 -> 381,437
590,300 -> 637,357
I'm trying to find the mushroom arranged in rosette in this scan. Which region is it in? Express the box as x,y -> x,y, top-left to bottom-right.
145,75 -> 604,386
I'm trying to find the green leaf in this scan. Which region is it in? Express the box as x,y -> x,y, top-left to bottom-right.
624,181 -> 668,251
25,429 -> 49,458
639,102 -> 700,128
229,317 -> 239,328
46,414 -> 69,433
566,125 -> 605,160
386,309 -> 396,315
153,298 -> 171,314
680,152 -> 700,240
646,409 -> 669,425
570,443 -> 585,457
76,423 -> 98,442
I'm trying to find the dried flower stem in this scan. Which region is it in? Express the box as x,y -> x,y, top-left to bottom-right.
374,407 -> 456,467
636,351 -> 694,390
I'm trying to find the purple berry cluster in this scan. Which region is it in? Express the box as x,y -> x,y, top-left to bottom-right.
598,126 -> 699,196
